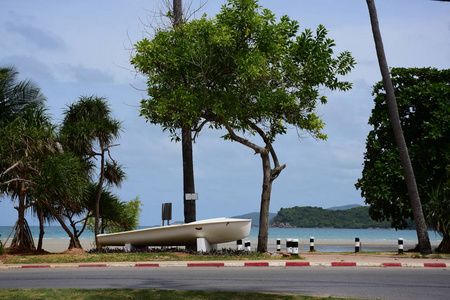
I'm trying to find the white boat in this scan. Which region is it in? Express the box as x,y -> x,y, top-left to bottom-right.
96,217 -> 252,249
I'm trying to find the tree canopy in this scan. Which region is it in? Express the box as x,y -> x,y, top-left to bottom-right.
356,67 -> 450,251
132,0 -> 355,252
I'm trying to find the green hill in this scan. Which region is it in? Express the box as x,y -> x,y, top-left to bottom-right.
271,206 -> 392,229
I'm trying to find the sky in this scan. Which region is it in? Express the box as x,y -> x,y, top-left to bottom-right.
0,0 -> 449,226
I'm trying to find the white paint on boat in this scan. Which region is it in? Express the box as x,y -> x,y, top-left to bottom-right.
97,217 -> 252,247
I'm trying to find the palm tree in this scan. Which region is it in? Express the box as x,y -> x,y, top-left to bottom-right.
0,66 -> 45,127
0,107 -> 58,250
366,0 -> 431,254
60,96 -> 123,248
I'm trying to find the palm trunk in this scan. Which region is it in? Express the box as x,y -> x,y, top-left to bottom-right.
366,0 -> 431,254
37,206 -> 45,250
42,201 -> 82,249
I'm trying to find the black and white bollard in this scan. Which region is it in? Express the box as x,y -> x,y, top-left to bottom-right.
276,238 -> 281,252
398,238 -> 404,254
292,239 -> 299,255
310,237 -> 315,252
237,239 -> 243,251
286,238 -> 292,254
245,240 -> 251,252
355,237 -> 360,253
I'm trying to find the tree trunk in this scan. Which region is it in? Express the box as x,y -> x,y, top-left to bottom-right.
366,0 -> 431,254
94,147 -> 106,249
42,201 -> 83,249
173,0 -> 197,227
257,151 -> 272,253
437,233 -> 450,254
182,127 -> 196,224
37,206 -> 45,251
11,182 -> 35,250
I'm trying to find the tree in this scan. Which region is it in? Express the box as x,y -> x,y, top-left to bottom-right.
365,0 -> 432,254
0,107 -> 58,250
132,0 -> 355,252
60,96 -> 124,248
356,67 -> 449,251
0,66 -> 45,127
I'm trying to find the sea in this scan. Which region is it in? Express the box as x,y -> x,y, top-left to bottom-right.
0,226 -> 442,253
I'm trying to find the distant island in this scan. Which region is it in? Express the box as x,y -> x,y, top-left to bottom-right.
233,205 -> 393,229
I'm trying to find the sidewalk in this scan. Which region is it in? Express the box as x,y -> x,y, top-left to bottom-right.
1,252 -> 448,269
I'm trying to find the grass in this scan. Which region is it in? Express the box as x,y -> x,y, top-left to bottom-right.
1,249 -> 302,264
0,289 -> 368,300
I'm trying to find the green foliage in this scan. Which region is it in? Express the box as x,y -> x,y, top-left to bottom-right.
272,206 -> 392,229
356,67 -> 450,229
0,66 -> 45,127
132,0 -> 355,142
87,196 -> 142,233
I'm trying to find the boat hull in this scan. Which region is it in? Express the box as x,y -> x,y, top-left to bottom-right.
97,218 -> 252,247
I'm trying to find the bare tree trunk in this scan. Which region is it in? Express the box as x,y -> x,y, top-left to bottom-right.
173,0 -> 197,226
42,201 -> 83,249
94,147 -> 106,249
11,182 -> 35,250
37,206 -> 45,251
257,151 -> 272,253
366,0 -> 431,254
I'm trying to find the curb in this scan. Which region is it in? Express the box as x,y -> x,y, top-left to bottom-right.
0,261 -> 448,269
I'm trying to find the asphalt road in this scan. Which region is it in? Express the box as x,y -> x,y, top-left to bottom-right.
0,267 -> 449,300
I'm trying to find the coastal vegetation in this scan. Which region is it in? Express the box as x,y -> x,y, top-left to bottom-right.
271,206 -> 393,229
0,66 -> 140,252
132,0 -> 355,253
356,68 -> 450,252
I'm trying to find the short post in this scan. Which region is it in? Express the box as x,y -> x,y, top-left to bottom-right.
398,238 -> 404,254
276,238 -> 281,252
292,239 -> 299,255
237,239 -> 243,251
245,240 -> 251,252
355,237 -> 360,253
310,237 -> 315,252
286,238 -> 292,254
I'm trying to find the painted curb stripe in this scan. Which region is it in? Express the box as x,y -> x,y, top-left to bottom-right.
382,263 -> 402,267
79,264 -> 107,267
21,265 -> 51,268
187,263 -> 225,267
331,262 -> 357,267
244,262 -> 269,267
424,263 -> 447,268
135,263 -> 159,267
285,262 -> 310,267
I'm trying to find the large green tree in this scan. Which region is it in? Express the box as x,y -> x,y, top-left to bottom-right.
132,0 -> 355,252
356,67 -> 450,251
60,96 -> 124,249
366,0 -> 432,254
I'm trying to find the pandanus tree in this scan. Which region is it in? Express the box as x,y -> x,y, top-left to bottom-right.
132,0 -> 355,252
60,96 -> 124,248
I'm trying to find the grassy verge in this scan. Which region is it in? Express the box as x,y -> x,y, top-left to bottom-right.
1,251 -> 302,264
0,289 -> 367,300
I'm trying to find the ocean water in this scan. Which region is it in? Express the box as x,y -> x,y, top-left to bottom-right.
0,225 -> 442,252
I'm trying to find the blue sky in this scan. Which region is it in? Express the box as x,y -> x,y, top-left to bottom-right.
1,0 -> 449,226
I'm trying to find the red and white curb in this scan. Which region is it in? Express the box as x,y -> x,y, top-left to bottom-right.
0,261 -> 448,269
